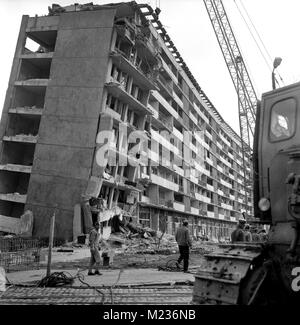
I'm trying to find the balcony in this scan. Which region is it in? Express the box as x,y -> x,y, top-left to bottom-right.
190,143 -> 197,154
0,164 -> 32,174
229,173 -> 235,180
205,130 -> 213,141
230,194 -> 235,200
172,127 -> 183,142
217,189 -> 224,196
216,141 -> 223,150
105,81 -> 151,114
220,179 -> 232,189
207,184 -> 214,192
151,129 -> 179,155
195,193 -> 211,204
207,211 -> 215,219
161,59 -> 178,83
194,104 -> 209,124
191,207 -> 199,215
206,157 -> 213,166
230,216 -> 236,222
151,91 -> 178,119
150,174 -> 179,192
173,165 -> 184,177
189,173 -> 198,184
148,149 -> 159,164
136,32 -> 161,64
110,50 -> 158,91
141,195 -> 150,204
189,111 -> 198,125
221,203 -> 233,210
220,156 -> 231,168
148,104 -> 159,119
102,106 -> 122,121
220,134 -> 231,147
173,201 -> 185,212
157,74 -> 173,95
218,214 -> 225,220
228,152 -> 234,160
217,165 -> 223,173
172,91 -> 183,109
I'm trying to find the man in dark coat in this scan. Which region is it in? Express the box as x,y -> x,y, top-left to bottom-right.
175,220 -> 192,273
231,218 -> 246,243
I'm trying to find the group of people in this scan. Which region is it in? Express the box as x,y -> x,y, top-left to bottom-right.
87,218 -> 194,275
231,218 -> 268,243
87,217 -> 268,276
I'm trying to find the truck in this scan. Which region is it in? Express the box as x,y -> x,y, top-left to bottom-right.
192,82 -> 300,304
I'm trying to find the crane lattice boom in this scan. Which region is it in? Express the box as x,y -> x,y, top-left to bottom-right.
203,0 -> 257,150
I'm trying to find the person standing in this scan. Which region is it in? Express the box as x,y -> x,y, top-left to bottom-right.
243,224 -> 252,242
175,220 -> 192,273
231,218 -> 246,243
88,221 -> 102,276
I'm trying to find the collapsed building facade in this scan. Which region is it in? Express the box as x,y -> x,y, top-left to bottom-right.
0,2 -> 253,240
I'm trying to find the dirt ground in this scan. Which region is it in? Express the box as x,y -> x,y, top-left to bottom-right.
48,250 -> 207,272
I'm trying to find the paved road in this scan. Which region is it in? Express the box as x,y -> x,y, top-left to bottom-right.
1,267 -> 196,305
0,285 -> 194,305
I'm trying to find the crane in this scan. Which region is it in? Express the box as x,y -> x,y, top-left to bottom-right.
203,0 -> 258,217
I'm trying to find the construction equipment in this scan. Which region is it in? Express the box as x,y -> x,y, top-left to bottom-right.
203,0 -> 256,218
192,2 -> 300,304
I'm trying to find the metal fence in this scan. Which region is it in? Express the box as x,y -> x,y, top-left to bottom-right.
0,237 -> 41,273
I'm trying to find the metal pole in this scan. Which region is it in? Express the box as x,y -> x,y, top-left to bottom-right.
46,206 -> 57,277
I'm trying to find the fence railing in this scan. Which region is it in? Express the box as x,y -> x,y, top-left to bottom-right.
0,237 -> 41,273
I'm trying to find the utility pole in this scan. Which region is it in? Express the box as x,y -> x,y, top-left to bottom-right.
46,206 -> 57,277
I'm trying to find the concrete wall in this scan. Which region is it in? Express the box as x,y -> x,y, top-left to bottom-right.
26,9 -> 116,240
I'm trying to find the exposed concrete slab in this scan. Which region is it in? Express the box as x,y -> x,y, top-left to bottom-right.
59,9 -> 116,29
44,86 -> 104,119
38,115 -> 98,148
9,107 -> 43,115
27,15 -> 59,30
3,135 -> 37,143
0,210 -> 33,236
25,204 -> 73,239
49,58 -> 110,88
85,176 -> 103,198
0,164 -> 32,173
0,215 -> 19,234
54,28 -> 113,58
26,174 -> 87,211
32,144 -> 93,180
14,79 -> 49,87
0,193 -> 27,204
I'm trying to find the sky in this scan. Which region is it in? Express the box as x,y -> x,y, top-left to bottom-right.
1,0 -> 300,134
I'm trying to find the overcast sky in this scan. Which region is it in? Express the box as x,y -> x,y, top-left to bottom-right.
1,0 -> 300,134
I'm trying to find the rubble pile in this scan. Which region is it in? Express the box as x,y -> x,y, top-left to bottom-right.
106,217 -> 215,256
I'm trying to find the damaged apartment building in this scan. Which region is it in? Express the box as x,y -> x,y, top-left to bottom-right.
0,2 -> 253,240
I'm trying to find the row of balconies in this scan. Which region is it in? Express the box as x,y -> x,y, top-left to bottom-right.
0,48 -> 49,212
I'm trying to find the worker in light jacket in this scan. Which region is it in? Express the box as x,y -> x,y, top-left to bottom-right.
175,220 -> 192,273
88,221 -> 102,276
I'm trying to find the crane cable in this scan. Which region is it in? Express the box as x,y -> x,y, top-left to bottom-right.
233,0 -> 285,87
238,0 -> 285,86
